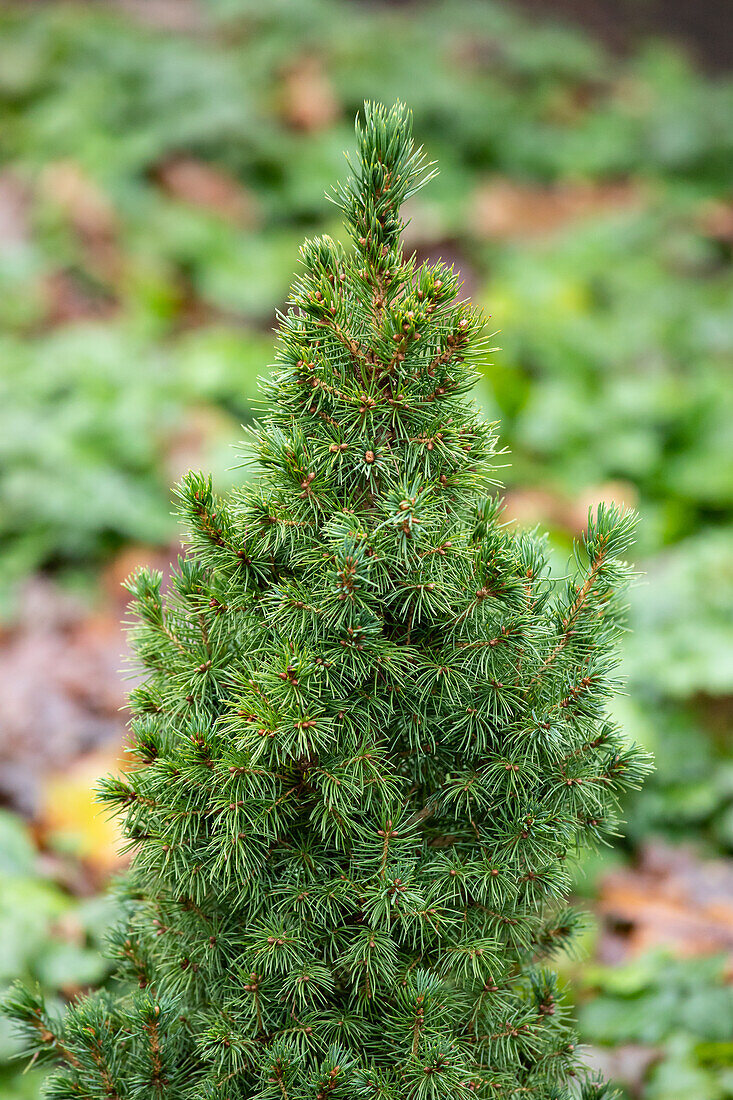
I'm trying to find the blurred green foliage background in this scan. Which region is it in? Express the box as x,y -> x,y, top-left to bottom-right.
0,2 -> 731,1097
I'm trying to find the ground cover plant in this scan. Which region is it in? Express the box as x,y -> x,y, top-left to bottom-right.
4,102 -> 650,1100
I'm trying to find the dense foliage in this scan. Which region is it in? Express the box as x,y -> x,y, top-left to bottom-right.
4,103 -> 650,1100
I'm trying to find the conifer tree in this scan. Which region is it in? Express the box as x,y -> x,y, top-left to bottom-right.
5,102 -> 650,1100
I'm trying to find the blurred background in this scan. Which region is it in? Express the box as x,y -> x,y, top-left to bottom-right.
0,1 -> 731,1096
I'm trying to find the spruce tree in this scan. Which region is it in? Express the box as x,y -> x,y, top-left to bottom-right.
5,102 -> 650,1100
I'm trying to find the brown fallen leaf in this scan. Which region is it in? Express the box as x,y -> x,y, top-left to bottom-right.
42,269 -> 118,326
502,487 -> 571,531
0,578 -> 127,814
0,170 -> 31,247
503,481 -> 638,534
566,480 -> 639,531
40,160 -> 118,243
699,198 -> 733,243
0,547 -> 173,817
108,0 -> 206,32
596,841 -> 733,964
100,542 -> 182,607
35,160 -> 124,316
280,56 -> 340,132
163,404 -> 238,485
155,156 -> 259,227
584,1043 -> 661,1100
471,178 -> 642,240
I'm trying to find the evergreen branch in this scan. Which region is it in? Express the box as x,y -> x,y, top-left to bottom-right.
5,101 -> 646,1100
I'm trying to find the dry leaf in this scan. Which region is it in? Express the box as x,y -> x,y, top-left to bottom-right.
40,161 -> 117,240
503,481 -> 638,533
472,178 -> 641,240
597,841 -> 733,963
280,56 -> 339,132
108,0 -> 206,32
0,552 -> 173,815
699,198 -> 733,243
155,156 -> 259,227
0,170 -> 31,246
42,269 -> 118,325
